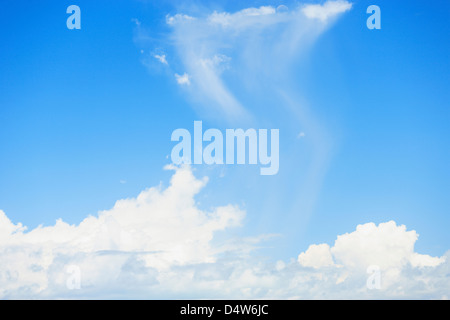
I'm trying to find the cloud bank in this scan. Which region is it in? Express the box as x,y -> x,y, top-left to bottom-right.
0,166 -> 448,299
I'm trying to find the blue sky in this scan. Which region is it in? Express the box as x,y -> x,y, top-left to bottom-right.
0,1 -> 449,298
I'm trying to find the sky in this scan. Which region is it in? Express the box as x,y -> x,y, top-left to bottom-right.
0,0 -> 449,299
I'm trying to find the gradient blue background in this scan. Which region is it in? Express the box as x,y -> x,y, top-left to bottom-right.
0,0 -> 448,260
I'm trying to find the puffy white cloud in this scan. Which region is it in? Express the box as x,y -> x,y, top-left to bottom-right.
298,244 -> 334,268
0,210 -> 26,241
0,166 -> 244,298
294,221 -> 447,296
0,167 -> 448,299
330,221 -> 444,270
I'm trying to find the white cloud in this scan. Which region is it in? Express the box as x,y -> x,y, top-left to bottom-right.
0,166 -> 244,298
166,14 -> 196,25
175,73 -> 191,85
330,221 -> 444,270
298,244 -> 334,268
296,221 -> 446,294
0,167 -> 448,299
207,6 -> 276,28
154,54 -> 168,65
302,0 -> 353,22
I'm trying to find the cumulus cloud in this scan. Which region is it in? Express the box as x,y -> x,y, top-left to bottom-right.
298,244 -> 334,268
0,166 -> 244,298
0,167 -> 448,299
330,221 -> 444,270
295,218 -> 445,272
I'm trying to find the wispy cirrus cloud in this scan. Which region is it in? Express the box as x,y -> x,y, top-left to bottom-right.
132,1 -> 354,239
163,0 -> 352,120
